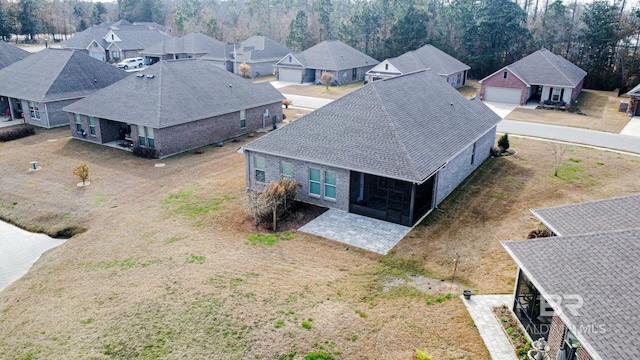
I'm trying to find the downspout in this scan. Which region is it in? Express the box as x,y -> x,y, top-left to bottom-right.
409,183 -> 416,225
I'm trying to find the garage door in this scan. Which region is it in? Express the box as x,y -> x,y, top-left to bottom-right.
484,86 -> 522,104
278,68 -> 302,83
90,51 -> 105,61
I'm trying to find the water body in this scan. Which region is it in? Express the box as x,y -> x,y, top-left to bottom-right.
0,220 -> 66,292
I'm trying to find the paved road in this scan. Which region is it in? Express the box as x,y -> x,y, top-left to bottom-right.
280,93 -> 333,110
498,120 -> 640,154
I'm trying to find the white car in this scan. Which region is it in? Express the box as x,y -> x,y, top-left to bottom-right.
117,57 -> 145,69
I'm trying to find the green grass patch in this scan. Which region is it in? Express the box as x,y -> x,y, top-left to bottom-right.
378,255 -> 430,280
94,258 -> 145,271
81,318 -> 94,325
568,158 -> 582,163
165,236 -> 181,244
247,231 -> 296,245
163,186 -> 234,219
555,164 -> 584,181
304,351 -> 333,360
301,318 -> 313,329
187,254 -> 206,264
489,191 -> 510,200
274,320 -> 285,329
596,162 -> 604,165
355,309 -> 367,318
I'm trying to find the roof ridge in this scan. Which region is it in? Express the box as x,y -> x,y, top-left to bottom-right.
156,63 -> 164,125
371,81 -> 421,181
542,50 -> 574,86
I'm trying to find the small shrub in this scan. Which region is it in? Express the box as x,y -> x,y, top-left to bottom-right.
527,228 -> 553,239
498,133 -> 510,151
0,126 -> 35,142
490,146 -> 502,157
239,62 -> 252,77
301,318 -> 313,329
415,348 -> 433,360
320,71 -> 334,89
132,146 -> 158,159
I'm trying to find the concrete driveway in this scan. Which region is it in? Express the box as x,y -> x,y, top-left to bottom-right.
483,101 -> 518,119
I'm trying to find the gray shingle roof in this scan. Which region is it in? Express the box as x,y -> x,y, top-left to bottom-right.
531,193 -> 640,236
0,41 -> 31,70
502,229 -> 640,360
496,49 -> 586,87
385,44 -> 470,76
277,40 -> 378,71
63,59 -> 284,128
235,36 -> 291,63
243,70 -> 500,183
0,48 -> 129,102
140,32 -> 224,56
627,83 -> 640,97
61,24 -> 168,52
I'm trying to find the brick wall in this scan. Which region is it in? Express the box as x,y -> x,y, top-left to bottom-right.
245,150 -> 350,211
153,102 -> 282,157
479,69 -> 527,104
435,126 -> 496,204
547,315 -> 566,359
576,347 -> 594,360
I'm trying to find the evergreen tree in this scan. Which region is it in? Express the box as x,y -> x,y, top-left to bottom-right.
580,1 -> 621,89
339,1 -> 383,59
201,16 -> 219,39
91,2 -> 107,26
540,1 -> 571,55
286,10 -> 311,51
17,0 -> 40,41
315,0 -> 333,41
384,6 -> 430,58
118,0 -> 163,23
0,1 -> 14,41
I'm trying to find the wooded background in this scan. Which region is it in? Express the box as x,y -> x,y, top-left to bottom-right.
2,0 -> 638,90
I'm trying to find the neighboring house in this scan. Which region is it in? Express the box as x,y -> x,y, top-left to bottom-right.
201,36 -> 290,78
502,194 -> 640,360
273,40 -> 379,85
479,49 -> 586,105
625,83 -> 640,116
242,70 -> 501,226
0,48 -> 129,128
0,41 -> 31,117
140,32 -> 224,63
60,20 -> 169,62
365,44 -> 470,88
63,59 -> 284,158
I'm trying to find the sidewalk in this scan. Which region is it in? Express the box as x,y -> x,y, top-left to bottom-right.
461,294 -> 519,360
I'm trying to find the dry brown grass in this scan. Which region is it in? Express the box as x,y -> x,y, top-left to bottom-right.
0,127 -> 639,359
278,81 -> 363,99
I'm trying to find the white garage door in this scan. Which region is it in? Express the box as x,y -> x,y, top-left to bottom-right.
278,68 -> 302,83
90,51 -> 105,61
484,86 -> 522,104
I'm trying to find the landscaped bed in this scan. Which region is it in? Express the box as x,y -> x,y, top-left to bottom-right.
0,128 -> 639,359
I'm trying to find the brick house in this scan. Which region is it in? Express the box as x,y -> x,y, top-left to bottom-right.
502,194 -> 640,360
274,40 -> 379,85
626,83 -> 640,116
63,59 -> 284,158
0,48 -> 128,128
365,44 -> 470,88
242,70 -> 501,226
479,49 -> 586,105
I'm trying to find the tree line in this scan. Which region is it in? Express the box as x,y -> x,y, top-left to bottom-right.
1,0 -> 639,90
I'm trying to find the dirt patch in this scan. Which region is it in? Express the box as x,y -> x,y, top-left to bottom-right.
384,275 -> 464,295
251,201 -> 329,233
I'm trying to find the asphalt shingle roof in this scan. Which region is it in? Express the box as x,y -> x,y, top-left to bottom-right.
502,229 -> 640,360
235,36 -> 291,63
531,193 -> 640,236
386,44 -> 470,76
140,32 -> 224,56
63,59 -> 284,128
0,41 -> 31,70
502,49 -> 586,87
0,48 -> 129,102
61,23 -> 168,52
244,70 -> 500,183
279,40 -> 378,71
627,82 -> 640,97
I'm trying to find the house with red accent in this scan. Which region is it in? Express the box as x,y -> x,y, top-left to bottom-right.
479,49 -> 586,106
501,194 -> 640,360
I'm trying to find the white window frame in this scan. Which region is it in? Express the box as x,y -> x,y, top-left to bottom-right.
240,109 -> 246,129
280,161 -> 292,179
137,124 -> 146,146
75,113 -> 82,132
147,127 -> 155,148
88,116 -> 96,136
255,156 -> 266,183
28,101 -> 40,120
324,170 -> 336,200
309,168 -> 321,197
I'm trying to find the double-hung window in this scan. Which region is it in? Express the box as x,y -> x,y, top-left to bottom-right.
138,125 -> 146,146
255,156 -> 266,182
28,101 -> 40,120
75,114 -> 82,132
309,168 -> 321,196
240,109 -> 246,129
147,127 -> 155,148
280,161 -> 292,179
88,116 -> 96,135
324,171 -> 336,199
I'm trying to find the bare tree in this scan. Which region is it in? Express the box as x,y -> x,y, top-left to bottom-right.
243,189 -> 269,227
320,71 -> 333,89
550,143 -> 572,176
73,164 -> 89,185
239,62 -> 251,78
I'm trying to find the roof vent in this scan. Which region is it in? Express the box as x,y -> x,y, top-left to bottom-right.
136,73 -> 144,78
146,74 -> 155,79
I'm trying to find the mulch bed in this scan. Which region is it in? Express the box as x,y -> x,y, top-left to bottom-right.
257,201 -> 328,233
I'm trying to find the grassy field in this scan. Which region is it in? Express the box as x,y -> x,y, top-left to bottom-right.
0,126 -> 639,359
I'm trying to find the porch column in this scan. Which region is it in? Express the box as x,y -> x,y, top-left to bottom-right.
409,183 -> 416,225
